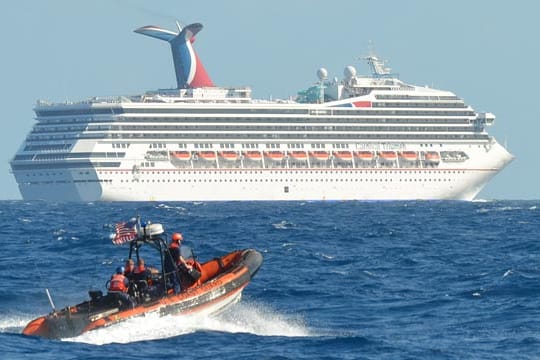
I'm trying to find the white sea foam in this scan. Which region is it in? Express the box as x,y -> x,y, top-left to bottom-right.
318,252 -> 335,260
0,314 -> 36,333
65,301 -> 312,345
503,269 -> 513,278
477,205 -> 523,213
272,220 -> 294,229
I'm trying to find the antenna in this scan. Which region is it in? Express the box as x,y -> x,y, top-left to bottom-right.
45,288 -> 56,312
361,42 -> 398,78
367,40 -> 375,57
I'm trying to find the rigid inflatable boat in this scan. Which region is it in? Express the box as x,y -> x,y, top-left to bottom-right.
23,220 -> 263,339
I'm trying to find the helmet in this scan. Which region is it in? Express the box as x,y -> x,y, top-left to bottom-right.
171,232 -> 183,242
116,266 -> 125,274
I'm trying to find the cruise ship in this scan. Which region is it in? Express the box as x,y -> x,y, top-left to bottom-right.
10,22 -> 513,201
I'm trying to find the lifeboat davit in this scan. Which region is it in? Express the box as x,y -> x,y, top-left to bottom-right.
219,151 -> 238,161
170,151 -> 191,160
309,151 -> 329,161
333,151 -> 353,160
243,151 -> 262,160
22,220 -> 263,340
198,151 -> 216,160
378,151 -> 397,160
289,151 -> 308,160
399,151 -> 418,161
264,151 -> 284,161
355,151 -> 374,161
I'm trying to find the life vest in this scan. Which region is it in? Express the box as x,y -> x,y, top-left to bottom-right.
133,266 -> 148,281
109,274 -> 128,292
124,265 -> 135,275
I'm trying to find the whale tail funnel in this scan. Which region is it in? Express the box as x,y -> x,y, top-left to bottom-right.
134,22 -> 214,89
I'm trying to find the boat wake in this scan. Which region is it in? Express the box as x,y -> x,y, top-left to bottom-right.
64,301 -> 313,345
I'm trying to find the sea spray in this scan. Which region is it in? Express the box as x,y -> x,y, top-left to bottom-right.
66,301 -> 312,345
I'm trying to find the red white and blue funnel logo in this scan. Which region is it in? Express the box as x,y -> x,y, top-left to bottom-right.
134,22 -> 214,89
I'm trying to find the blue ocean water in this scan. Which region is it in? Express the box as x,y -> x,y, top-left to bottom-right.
0,200 -> 539,359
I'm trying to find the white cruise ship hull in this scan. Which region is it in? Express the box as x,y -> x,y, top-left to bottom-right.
15,143 -> 512,202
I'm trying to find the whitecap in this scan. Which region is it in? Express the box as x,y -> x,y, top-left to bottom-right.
318,253 -> 334,260
156,203 -> 172,209
498,206 -> 521,212
330,269 -> 348,276
272,220 -> 294,229
363,270 -> 377,277
53,229 -> 66,236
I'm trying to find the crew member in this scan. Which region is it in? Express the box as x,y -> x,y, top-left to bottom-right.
108,266 -> 135,308
124,259 -> 136,280
109,266 -> 129,293
132,258 -> 157,299
172,233 -> 193,271
132,258 -> 152,282
164,232 -> 193,293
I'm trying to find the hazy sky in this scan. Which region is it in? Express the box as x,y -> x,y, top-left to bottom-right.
1,0 -> 538,200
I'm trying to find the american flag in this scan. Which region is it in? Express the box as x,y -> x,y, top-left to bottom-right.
112,219 -> 138,245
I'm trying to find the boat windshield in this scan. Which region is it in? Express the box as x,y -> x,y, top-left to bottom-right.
181,246 -> 195,260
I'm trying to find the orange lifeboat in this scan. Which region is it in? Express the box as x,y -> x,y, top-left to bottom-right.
289,151 -> 308,161
333,151 -> 353,160
198,151 -> 216,160
378,151 -> 397,160
264,151 -> 284,161
170,151 -> 191,160
219,151 -> 238,161
399,151 -> 418,161
309,151 -> 330,161
355,151 -> 374,161
243,151 -> 262,160
425,151 -> 440,162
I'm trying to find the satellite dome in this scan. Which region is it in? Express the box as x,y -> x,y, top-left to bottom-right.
344,65 -> 357,80
317,68 -> 328,81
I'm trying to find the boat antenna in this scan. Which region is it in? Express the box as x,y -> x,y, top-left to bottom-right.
45,288 -> 56,312
31,259 -> 56,312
